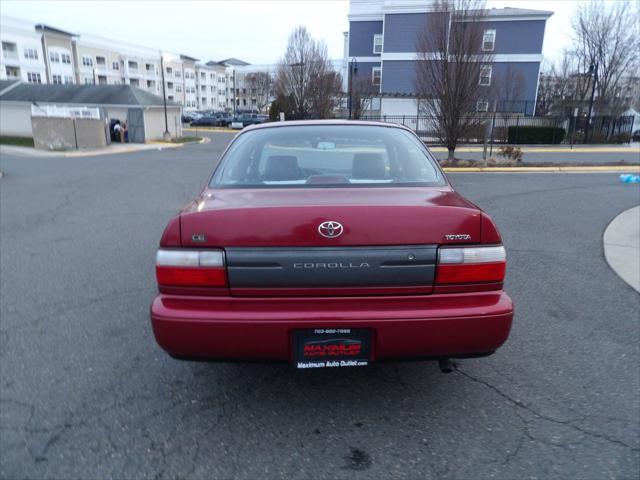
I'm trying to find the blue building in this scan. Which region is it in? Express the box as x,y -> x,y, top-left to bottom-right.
344,0 -> 552,116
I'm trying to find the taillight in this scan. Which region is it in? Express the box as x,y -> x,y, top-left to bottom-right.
156,249 -> 227,287
436,246 -> 506,285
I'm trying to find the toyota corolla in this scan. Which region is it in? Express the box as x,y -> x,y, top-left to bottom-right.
150,120 -> 513,370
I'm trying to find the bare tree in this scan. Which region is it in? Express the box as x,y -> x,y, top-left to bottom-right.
351,76 -> 377,119
536,50 -> 596,116
415,0 -> 494,161
246,72 -> 273,113
572,0 -> 639,115
275,26 -> 342,119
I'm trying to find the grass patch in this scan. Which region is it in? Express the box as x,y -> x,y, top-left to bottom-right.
171,136 -> 203,144
0,135 -> 34,147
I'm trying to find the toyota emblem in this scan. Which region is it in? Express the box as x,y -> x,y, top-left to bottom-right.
318,221 -> 344,238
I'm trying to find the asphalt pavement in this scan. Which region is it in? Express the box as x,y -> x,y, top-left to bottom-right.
1,132 -> 639,479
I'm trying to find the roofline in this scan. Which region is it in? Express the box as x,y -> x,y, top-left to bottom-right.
0,79 -> 22,96
180,54 -> 199,62
0,99 -> 182,109
35,23 -> 76,37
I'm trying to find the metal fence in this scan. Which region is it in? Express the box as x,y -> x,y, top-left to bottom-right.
343,114 -> 635,145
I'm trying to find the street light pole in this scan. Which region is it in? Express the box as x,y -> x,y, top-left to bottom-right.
160,55 -> 170,141
584,62 -> 598,144
348,57 -> 357,120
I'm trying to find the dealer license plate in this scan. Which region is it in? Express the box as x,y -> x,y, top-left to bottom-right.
293,328 -> 371,369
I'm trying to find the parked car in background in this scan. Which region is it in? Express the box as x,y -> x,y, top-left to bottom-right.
215,113 -> 233,127
190,115 -> 219,127
151,120 -> 513,370
228,113 -> 268,128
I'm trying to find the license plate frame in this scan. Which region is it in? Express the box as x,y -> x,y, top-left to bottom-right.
292,328 -> 372,369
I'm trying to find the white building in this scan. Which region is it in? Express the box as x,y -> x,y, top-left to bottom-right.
0,16 -> 47,84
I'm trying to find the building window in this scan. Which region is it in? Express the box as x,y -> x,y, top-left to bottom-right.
476,99 -> 489,112
130,78 -> 139,87
372,67 -> 382,86
27,72 -> 42,83
49,51 -> 60,63
52,74 -> 62,84
24,48 -> 39,60
176,85 -> 182,92
479,65 -> 492,86
84,77 -> 92,84
482,30 -> 496,52
61,53 -> 71,64
112,61 -> 119,70
82,56 -> 93,67
2,42 -> 18,59
5,66 -> 20,78
166,67 -> 172,74
168,95 -> 174,101
373,34 -> 383,54
175,71 -> 181,78
64,75 -> 74,84
128,61 -> 138,70
96,56 -> 106,65
167,82 -> 174,89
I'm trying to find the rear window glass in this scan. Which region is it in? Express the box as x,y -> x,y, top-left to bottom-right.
210,125 -> 445,188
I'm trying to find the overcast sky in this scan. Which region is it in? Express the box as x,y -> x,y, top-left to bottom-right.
1,0 -> 586,65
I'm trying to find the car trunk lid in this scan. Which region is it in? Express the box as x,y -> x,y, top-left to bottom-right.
180,188 -> 481,296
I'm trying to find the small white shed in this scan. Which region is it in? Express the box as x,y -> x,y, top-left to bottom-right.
0,80 -> 182,141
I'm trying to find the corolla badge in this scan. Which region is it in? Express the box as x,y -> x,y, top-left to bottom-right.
318,221 -> 344,238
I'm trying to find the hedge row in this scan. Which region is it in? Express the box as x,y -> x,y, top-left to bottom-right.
507,126 -> 566,144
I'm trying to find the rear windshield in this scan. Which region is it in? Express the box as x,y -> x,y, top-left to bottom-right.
210,125 -> 446,188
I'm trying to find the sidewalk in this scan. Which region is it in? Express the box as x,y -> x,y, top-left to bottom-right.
604,205 -> 640,293
0,141 -> 183,158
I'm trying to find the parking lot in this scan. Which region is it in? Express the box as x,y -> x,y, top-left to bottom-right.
1,133 -> 639,479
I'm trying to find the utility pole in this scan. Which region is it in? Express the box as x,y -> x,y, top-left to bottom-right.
160,55 -> 170,140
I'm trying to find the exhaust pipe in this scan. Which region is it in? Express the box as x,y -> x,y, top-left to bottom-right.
438,358 -> 454,373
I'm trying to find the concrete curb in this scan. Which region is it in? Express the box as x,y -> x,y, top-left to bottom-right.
1,142 -> 185,158
442,166 -> 640,173
603,205 -> 640,293
183,127 -> 233,133
64,143 -> 183,157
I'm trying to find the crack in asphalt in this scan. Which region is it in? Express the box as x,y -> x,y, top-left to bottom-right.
455,367 -> 639,453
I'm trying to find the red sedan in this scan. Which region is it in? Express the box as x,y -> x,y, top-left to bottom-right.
151,120 -> 513,370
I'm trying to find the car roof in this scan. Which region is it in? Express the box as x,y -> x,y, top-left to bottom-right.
241,119 -> 414,133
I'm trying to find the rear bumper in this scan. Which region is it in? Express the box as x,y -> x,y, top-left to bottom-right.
150,291 -> 513,361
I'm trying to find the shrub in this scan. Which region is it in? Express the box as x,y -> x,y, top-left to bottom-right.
498,145 -> 524,163
0,135 -> 34,147
507,126 -> 566,144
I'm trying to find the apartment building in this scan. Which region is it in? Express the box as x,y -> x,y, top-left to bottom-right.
346,0 -> 552,116
0,16 -> 47,84
0,15 -> 347,115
